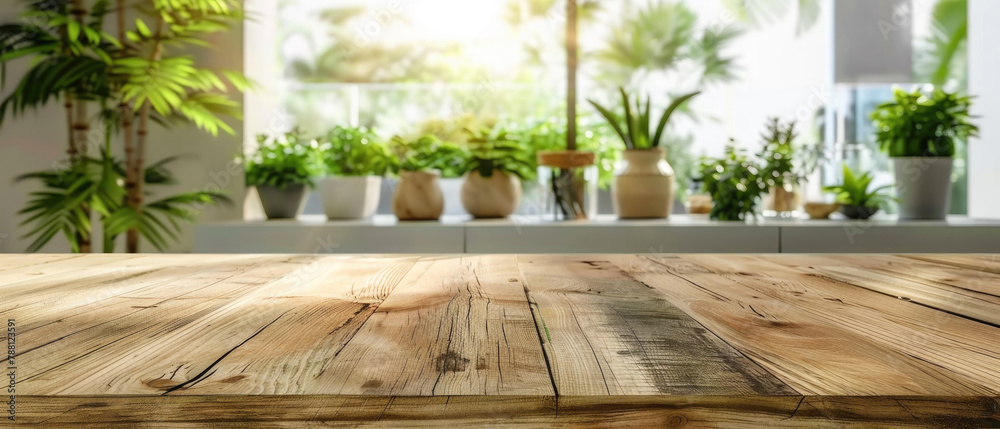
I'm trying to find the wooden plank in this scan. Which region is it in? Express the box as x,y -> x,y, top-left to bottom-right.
158,256 -> 420,395
905,254 -> 1000,275
517,254 -> 794,396
15,255 -> 327,395
611,254 -> 1000,396
9,255 -> 274,332
0,254 -> 147,290
308,255 -> 552,396
0,254 -> 83,271
803,256 -> 1000,327
14,395 -> 1000,427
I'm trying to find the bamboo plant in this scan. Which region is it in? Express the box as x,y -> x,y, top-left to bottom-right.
1,0 -> 246,253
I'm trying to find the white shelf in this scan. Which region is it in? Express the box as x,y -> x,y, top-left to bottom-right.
194,215 -> 1000,254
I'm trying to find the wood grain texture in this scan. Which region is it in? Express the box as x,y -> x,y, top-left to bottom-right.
610,254 -> 1000,396
314,255 -> 553,396
15,396 -> 999,428
517,254 -> 793,396
5,254 -> 1000,426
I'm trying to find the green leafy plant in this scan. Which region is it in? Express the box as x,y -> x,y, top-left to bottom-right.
245,132 -> 323,189
758,117 -> 799,188
3,0 -> 247,253
698,146 -> 767,221
390,135 -> 468,178
588,87 -> 700,150
320,126 -> 395,176
464,126 -> 533,180
17,151 -> 229,253
915,0 -> 968,89
516,118 -> 620,189
823,164 -> 894,210
871,88 -> 979,158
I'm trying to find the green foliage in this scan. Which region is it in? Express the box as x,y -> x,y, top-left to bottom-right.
588,87 -> 700,150
757,117 -> 798,188
320,126 -> 395,176
390,135 -> 469,178
515,118 -> 620,189
245,132 -> 323,189
721,0 -> 823,36
914,0 -> 968,89
464,126 -> 533,180
595,2 -> 741,85
823,164 -> 894,210
871,88 -> 978,158
17,151 -> 229,252
698,147 -> 767,221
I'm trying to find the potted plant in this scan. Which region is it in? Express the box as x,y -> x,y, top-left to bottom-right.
245,132 -> 322,219
871,88 -> 979,220
823,164 -> 894,220
460,127 -> 533,218
698,146 -> 768,221
758,117 -> 804,216
317,126 -> 395,220
390,135 -> 468,221
589,87 -> 700,219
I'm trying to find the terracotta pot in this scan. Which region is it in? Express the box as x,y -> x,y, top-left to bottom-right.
612,148 -> 675,219
393,170 -> 445,221
764,184 -> 803,215
318,176 -> 382,220
461,170 -> 521,218
256,184 -> 308,220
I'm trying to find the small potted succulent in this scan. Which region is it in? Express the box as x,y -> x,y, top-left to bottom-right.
823,164 -> 894,220
871,88 -> 978,220
390,135 -> 468,221
244,132 -> 322,219
698,146 -> 768,221
317,126 -> 395,220
460,126 -> 533,218
589,87 -> 700,219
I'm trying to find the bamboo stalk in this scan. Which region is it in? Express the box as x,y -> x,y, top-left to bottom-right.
126,15 -> 166,253
65,95 -> 77,160
71,0 -> 92,253
566,0 -> 578,151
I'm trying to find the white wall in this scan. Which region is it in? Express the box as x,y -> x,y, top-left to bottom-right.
969,0 -> 1000,219
0,4 -> 246,253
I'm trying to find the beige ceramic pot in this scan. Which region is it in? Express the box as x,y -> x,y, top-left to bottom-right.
393,170 -> 445,221
461,170 -> 521,218
613,148 -> 675,219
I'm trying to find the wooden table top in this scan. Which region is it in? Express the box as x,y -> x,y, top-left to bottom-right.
3,253 -> 999,427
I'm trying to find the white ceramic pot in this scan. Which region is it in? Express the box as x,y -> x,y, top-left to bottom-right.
892,157 -> 953,220
318,176 -> 382,220
393,171 -> 445,221
612,148 -> 675,219
461,170 -> 521,218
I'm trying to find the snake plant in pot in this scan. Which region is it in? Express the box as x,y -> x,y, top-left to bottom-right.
871,88 -> 978,220
318,126 -> 395,220
589,87 -> 700,219
390,135 -> 468,221
245,132 -> 322,219
461,126 -> 533,218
